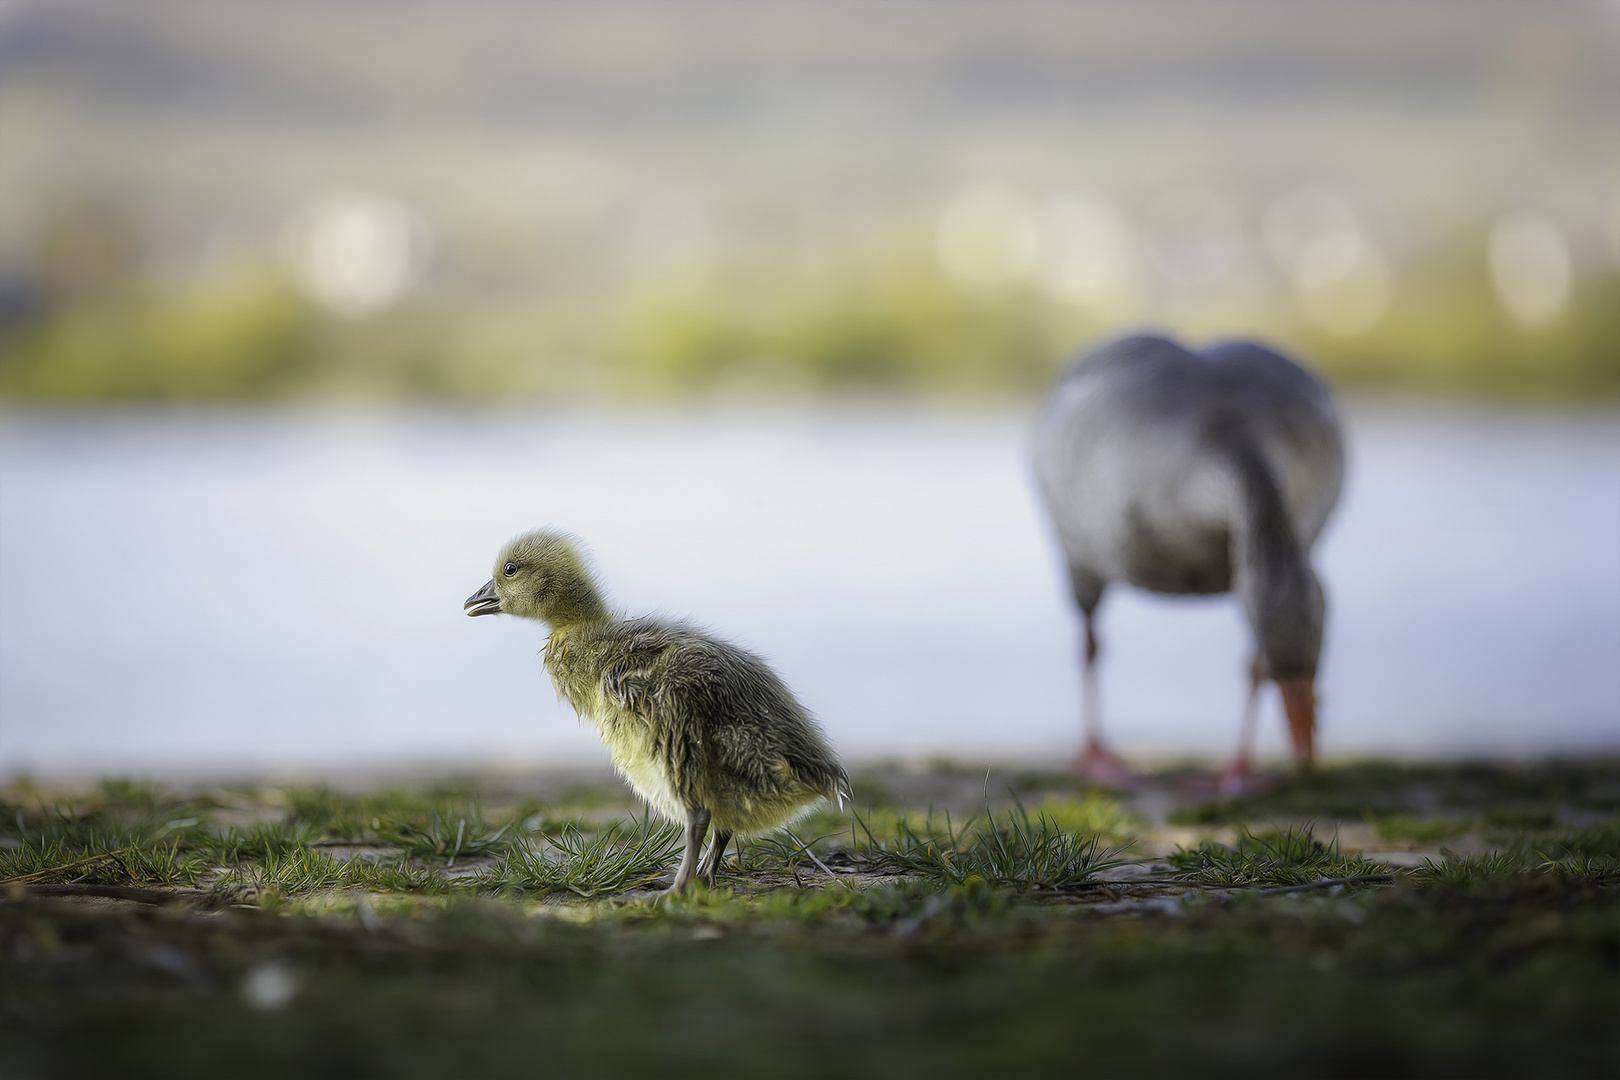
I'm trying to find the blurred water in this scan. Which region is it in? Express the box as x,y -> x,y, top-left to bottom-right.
1,404 -> 1616,778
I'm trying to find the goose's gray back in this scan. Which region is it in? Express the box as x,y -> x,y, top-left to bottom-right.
1033,335 -> 1344,596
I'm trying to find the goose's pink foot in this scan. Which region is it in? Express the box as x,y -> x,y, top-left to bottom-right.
1070,739 -> 1137,789
1215,760 -> 1273,799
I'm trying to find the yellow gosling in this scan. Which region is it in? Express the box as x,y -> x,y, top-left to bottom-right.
465,529 -> 847,893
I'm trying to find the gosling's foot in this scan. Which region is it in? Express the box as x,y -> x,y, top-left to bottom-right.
1070,740 -> 1138,789
658,879 -> 719,901
695,830 -> 732,890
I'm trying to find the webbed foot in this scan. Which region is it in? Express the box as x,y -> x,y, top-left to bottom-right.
1070,739 -> 1138,789
1214,760 -> 1273,799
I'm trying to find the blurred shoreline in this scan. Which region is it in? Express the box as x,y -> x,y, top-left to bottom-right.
9,753 -> 1620,793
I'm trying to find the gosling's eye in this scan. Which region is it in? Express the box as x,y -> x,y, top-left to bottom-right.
503,562 -> 519,578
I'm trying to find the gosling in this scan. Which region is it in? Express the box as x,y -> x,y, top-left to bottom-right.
464,529 -> 848,893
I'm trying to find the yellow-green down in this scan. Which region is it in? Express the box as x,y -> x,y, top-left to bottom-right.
465,529 -> 848,891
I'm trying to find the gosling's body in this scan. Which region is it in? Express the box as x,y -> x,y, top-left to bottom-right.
545,615 -> 846,838
466,530 -> 846,891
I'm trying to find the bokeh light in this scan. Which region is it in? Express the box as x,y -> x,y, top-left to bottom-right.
1262,189 -> 1390,336
1264,188 -> 1362,274
936,184 -> 1040,297
1488,214 -> 1574,329
1608,192 -> 1620,266
1141,187 -> 1246,292
1293,233 -> 1392,338
281,197 -> 433,318
1035,196 -> 1142,310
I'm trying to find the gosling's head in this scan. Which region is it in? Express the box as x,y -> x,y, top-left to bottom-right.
463,529 -> 608,627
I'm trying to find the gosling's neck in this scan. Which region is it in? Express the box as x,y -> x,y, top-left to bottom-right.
540,583 -> 612,631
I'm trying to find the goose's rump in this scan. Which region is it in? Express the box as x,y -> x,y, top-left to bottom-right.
1033,335 -> 1343,595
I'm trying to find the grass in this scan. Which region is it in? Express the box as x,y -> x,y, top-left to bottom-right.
1168,823 -> 1390,888
220,847 -> 445,900
2,760 -> 1617,1077
486,814 -> 682,898
377,808 -> 513,866
0,835 -> 209,889
1368,813 -> 1473,845
853,797 -> 1125,891
1411,851 -> 1612,891
1166,758 -> 1620,824
1411,819 -> 1620,892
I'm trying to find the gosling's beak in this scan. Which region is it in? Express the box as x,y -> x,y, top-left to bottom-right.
464,579 -> 502,617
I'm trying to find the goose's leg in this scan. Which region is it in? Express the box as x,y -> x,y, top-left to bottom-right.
1217,655 -> 1268,797
1277,675 -> 1316,767
697,830 -> 732,887
1070,604 -> 1135,788
669,807 -> 710,894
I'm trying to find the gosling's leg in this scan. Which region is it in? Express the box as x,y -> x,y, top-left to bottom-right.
697,830 -> 732,887
669,806 -> 711,894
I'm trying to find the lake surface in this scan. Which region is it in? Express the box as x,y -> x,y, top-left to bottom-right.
1,404 -> 1616,778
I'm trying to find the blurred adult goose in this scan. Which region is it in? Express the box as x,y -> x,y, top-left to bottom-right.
1033,335 -> 1344,790
465,530 -> 848,893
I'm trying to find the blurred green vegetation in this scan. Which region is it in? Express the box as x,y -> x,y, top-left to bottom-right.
0,275 -> 313,403
1167,758 -> 1620,825
618,268 -> 1058,398
1,251 -> 1616,405
1301,263 -> 1620,402
3,0 -> 1616,411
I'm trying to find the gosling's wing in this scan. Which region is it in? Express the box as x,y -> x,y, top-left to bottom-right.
685,645 -> 846,799
605,630 -> 784,767
601,622 -> 845,801
594,627 -> 737,805
597,624 -> 681,725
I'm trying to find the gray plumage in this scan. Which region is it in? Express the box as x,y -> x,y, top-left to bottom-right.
465,530 -> 847,892
1033,334 -> 1344,778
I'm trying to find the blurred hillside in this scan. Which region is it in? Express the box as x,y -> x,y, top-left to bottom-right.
0,0 -> 1616,403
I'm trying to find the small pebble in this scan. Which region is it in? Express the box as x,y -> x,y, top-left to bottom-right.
242,962 -> 298,1011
